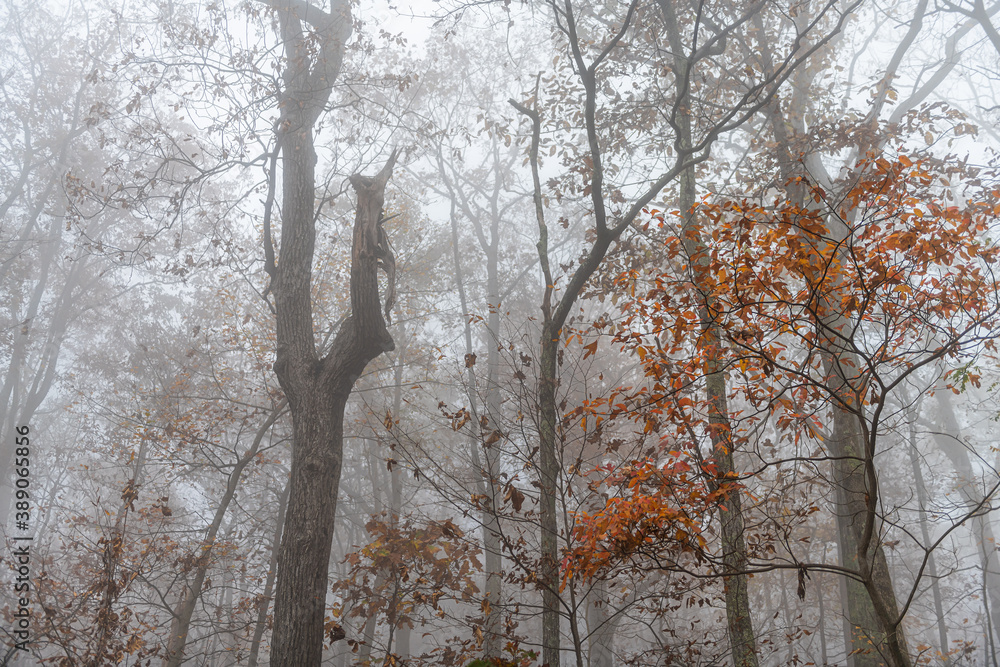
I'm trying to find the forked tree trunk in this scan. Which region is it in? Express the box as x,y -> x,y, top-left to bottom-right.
754,53 -> 910,666
811,235 -> 909,667
265,3 -> 397,663
269,150 -> 398,663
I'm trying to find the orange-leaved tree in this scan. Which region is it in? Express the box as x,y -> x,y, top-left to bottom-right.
565,152 -> 1000,667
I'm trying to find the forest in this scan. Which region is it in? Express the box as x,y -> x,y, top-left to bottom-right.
2,0 -> 1000,665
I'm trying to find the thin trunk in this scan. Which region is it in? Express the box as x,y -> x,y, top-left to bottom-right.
247,480 -> 290,667
447,191 -> 504,660
931,391 -> 1000,647
86,436 -> 149,667
657,3 -> 758,663
358,570 -> 386,666
0,71 -> 87,521
839,574 -> 856,667
780,569 -> 793,664
586,579 -> 617,667
389,343 -> 411,659
565,564 -> 585,667
539,329 -> 561,667
904,409 -> 949,662
164,405 -> 284,667
818,569 -> 828,666
984,566 -> 998,667
510,94 -> 560,667
359,442 -> 386,667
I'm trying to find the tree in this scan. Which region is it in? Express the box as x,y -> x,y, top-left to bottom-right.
569,151 -> 1000,667
0,0 -> 125,523
333,516 -> 483,665
510,0 -> 855,661
262,0 -> 401,662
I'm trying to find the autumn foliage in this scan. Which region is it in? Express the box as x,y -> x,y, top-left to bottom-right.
564,454 -> 734,583
563,152 -> 1000,586
332,517 -> 483,665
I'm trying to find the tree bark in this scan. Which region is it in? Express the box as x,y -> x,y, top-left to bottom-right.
447,191 -> 504,660
904,406 -> 949,662
807,220 -> 909,667
586,579 -> 617,667
753,36 -> 910,664
269,147 -> 397,664
508,2 -> 847,662
265,3 -> 397,663
659,4 -> 758,661
389,340 -> 411,660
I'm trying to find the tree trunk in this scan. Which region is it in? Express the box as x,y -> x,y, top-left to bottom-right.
817,566 -> 828,666
659,7 -> 758,658
247,480 -> 290,667
264,1 -> 398,663
265,7 -> 391,663
446,185 -> 505,660
586,579 -> 617,667
904,407 -> 949,662
269,149 -> 397,663
931,391 -> 1000,647
358,569 -> 387,665
510,94 -> 563,667
164,405 -> 284,667
823,345 -> 909,667
389,343 -> 411,660
86,437 -> 149,667
539,326 -> 562,667
507,1 -> 838,659
656,8 -> 760,665
754,47 -> 910,665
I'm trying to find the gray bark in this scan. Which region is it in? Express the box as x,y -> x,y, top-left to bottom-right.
931,391 -> 1000,647
586,579 -> 617,667
904,407 -> 949,662
264,1 -> 400,663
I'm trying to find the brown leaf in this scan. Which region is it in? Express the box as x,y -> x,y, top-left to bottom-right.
504,484 -> 525,512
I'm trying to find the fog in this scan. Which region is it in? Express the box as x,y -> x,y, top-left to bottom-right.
1,0 -> 999,666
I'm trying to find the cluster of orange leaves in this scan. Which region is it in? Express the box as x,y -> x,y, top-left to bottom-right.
563,153 -> 1000,582
564,454 -> 737,584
